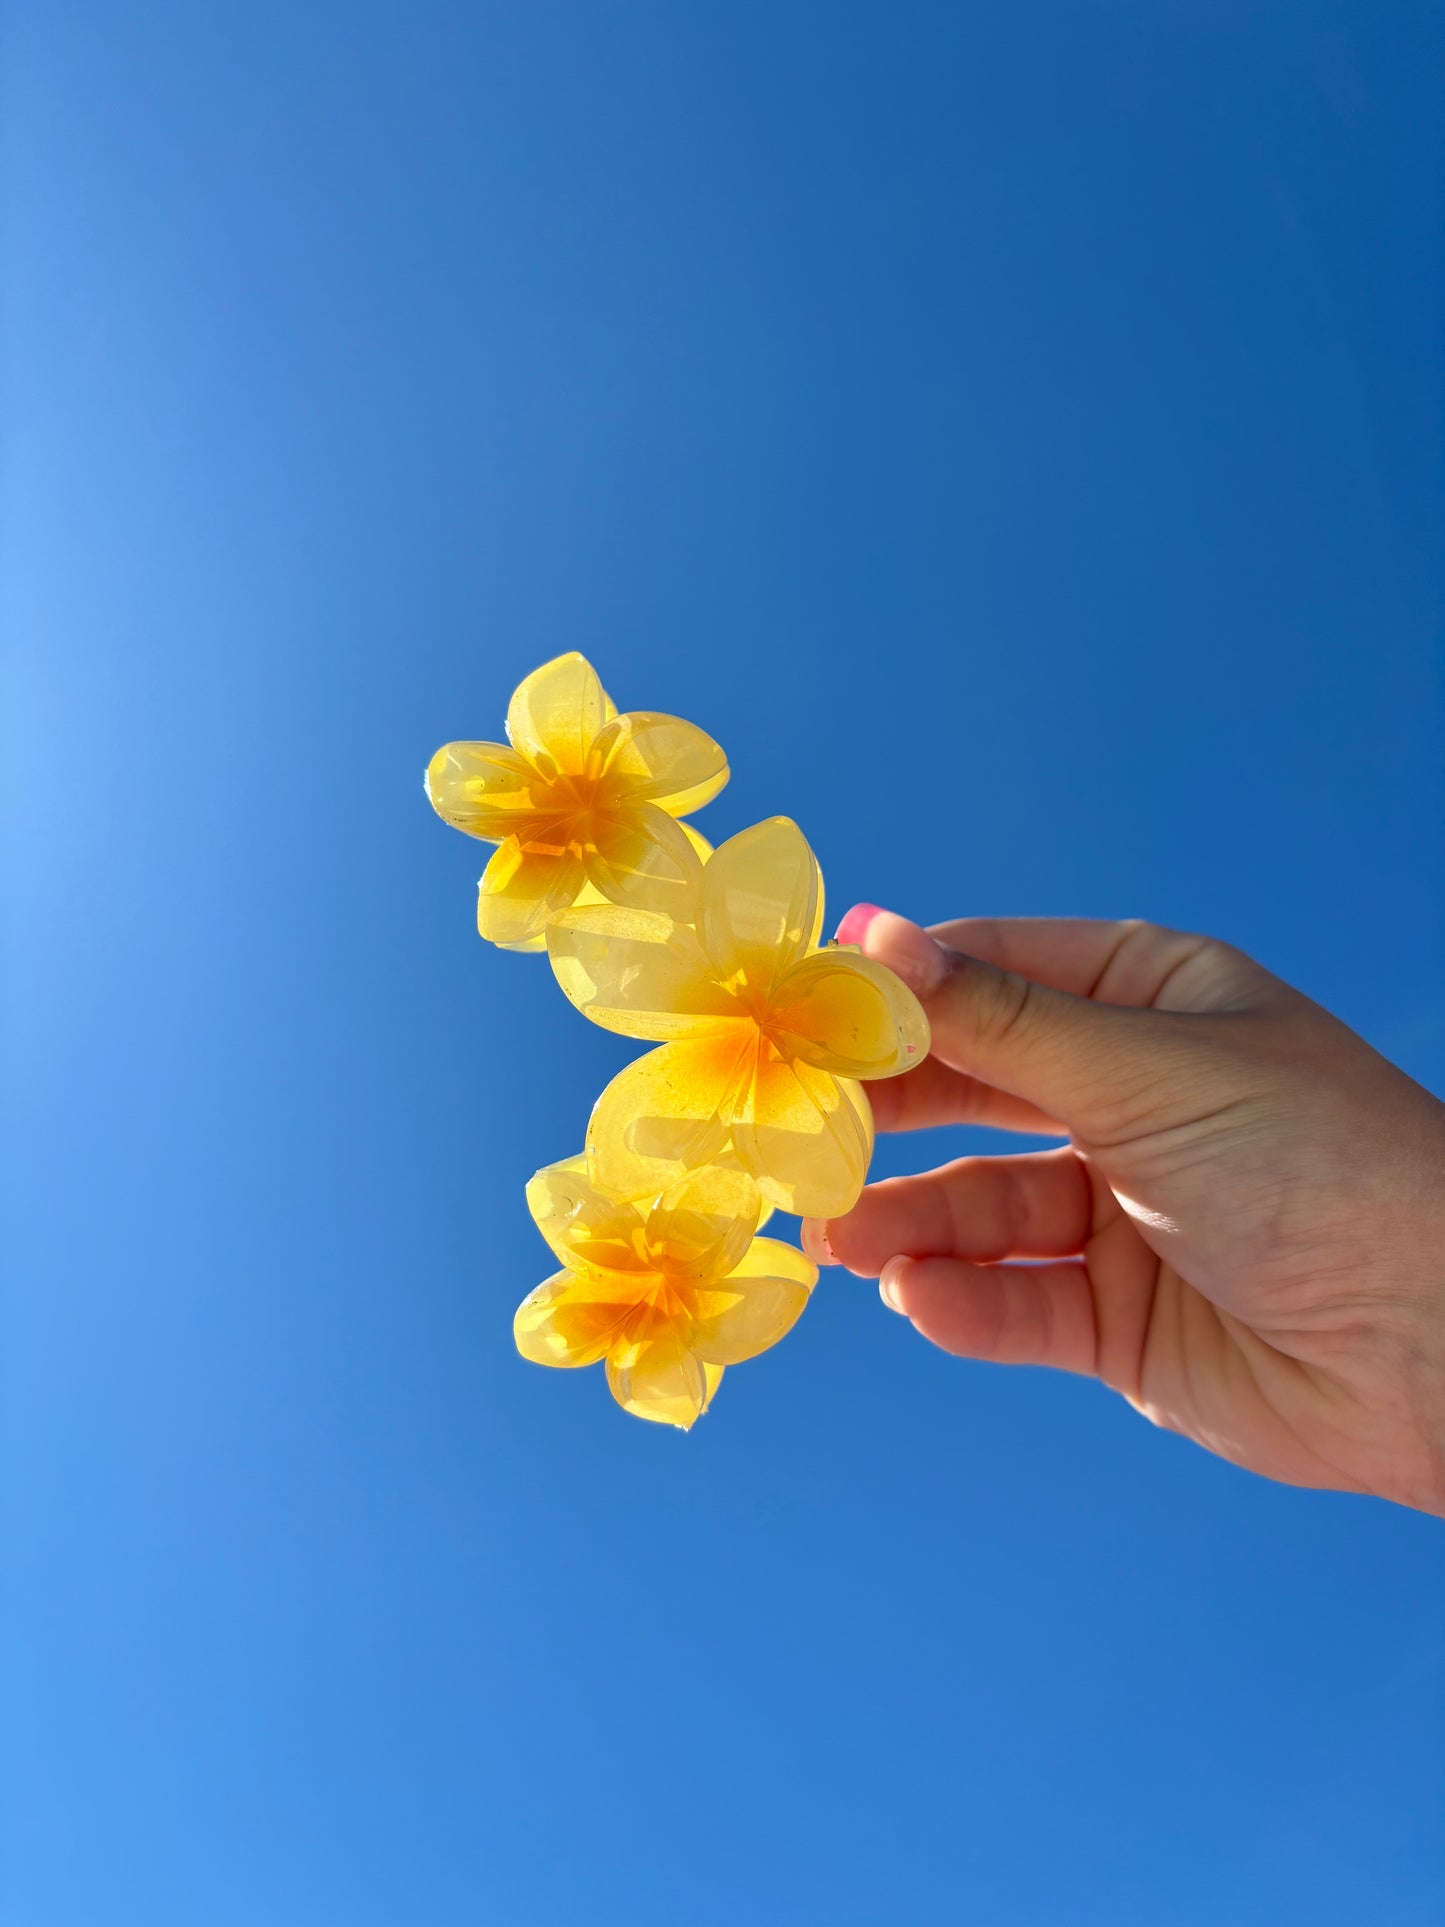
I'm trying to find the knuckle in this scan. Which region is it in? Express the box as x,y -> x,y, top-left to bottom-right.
1094,919 -> 1203,1004
942,1155 -> 1017,1263
969,966 -> 1039,1052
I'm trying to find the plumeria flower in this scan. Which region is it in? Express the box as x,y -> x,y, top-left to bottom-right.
425,652 -> 727,950
546,818 -> 930,1219
515,1155 -> 816,1429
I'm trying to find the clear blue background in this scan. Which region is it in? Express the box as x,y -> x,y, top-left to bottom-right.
5,5 -> 1443,1923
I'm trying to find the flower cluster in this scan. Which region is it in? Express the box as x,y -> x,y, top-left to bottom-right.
427,653 -> 929,1428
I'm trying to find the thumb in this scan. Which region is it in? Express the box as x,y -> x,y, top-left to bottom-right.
853,910 -> 1196,1142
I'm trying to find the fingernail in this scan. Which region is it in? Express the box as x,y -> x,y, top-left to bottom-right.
879,1258 -> 907,1311
801,1219 -> 836,1265
834,902 -> 884,947
865,913 -> 948,997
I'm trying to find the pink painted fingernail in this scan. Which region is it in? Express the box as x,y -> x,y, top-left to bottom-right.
801,1219 -> 836,1266
835,902 -> 884,947
863,914 -> 949,997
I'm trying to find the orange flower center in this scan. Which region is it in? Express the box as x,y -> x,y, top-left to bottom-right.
686,1012 -> 800,1100
621,1273 -> 697,1343
523,770 -> 628,858
708,960 -> 813,1060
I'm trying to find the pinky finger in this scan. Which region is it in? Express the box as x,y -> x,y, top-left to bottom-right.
880,1255 -> 1099,1378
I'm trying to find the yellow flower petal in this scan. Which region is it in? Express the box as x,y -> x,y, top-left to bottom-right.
477,841 -> 586,949
425,742 -> 538,840
581,801 -> 704,922
695,1147 -> 774,1229
700,818 -> 824,984
525,1156 -> 648,1274
691,1236 -> 817,1365
729,1235 -> 817,1291
586,1036 -> 749,1199
514,1270 -> 638,1368
562,831 -> 702,915
567,821 -> 709,917
646,1162 -> 763,1282
595,712 -> 729,815
547,904 -> 740,1042
606,1323 -> 709,1428
731,1056 -> 874,1218
771,951 -> 930,1077
701,1362 -> 724,1412
505,653 -> 613,776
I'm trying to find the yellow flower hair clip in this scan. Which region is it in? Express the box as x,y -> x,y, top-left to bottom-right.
548,817 -> 929,1220
426,658 -> 929,1426
516,1156 -> 814,1430
426,652 -> 726,949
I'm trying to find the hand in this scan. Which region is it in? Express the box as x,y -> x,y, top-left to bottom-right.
803,910 -> 1445,1514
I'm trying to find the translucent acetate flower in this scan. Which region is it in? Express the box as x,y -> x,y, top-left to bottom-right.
547,818 -> 931,1218
425,652 -> 728,950
514,1155 -> 815,1429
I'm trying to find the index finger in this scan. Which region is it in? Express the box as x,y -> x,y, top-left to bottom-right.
924,917 -> 1186,1004
919,915 -> 1270,1015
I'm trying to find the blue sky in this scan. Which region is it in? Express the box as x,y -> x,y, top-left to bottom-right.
5,4 -> 1443,1923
